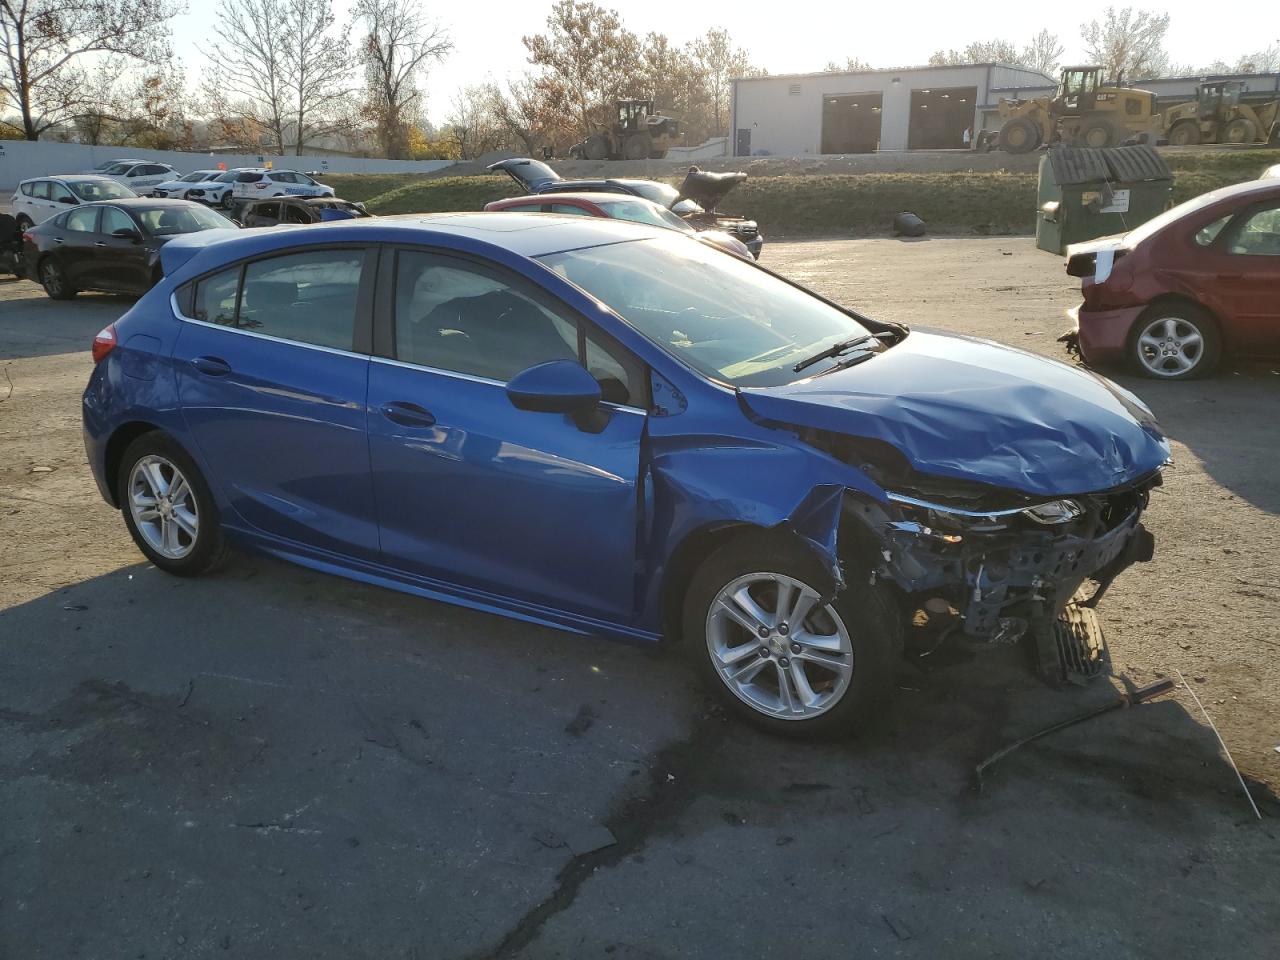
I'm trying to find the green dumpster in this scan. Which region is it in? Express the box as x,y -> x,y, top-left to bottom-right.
1035,145 -> 1173,254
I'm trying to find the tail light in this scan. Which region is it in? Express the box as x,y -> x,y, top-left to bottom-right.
255,182 -> 267,189
91,324 -> 117,363
22,232 -> 35,243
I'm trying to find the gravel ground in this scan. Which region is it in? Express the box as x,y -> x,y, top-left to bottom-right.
1,239 -> 1278,959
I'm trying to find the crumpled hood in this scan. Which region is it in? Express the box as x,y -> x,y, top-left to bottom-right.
741,330 -> 1169,497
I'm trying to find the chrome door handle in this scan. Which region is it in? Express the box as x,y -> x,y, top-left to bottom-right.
94,241 -> 107,247
53,237 -> 64,244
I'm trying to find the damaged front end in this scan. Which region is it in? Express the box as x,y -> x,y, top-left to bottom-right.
785,428 -> 1165,685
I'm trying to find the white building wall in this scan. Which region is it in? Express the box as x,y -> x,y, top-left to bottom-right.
732,64 -> 1054,154
0,140 -> 456,190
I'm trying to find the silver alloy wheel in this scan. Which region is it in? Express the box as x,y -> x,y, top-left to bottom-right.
706,572 -> 854,720
1136,315 -> 1204,377
40,260 -> 63,296
128,455 -> 199,560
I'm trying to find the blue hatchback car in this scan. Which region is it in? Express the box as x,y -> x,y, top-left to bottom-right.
83,214 -> 1170,735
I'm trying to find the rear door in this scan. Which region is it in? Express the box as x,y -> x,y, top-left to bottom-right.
365,247 -> 648,621
1214,200 -> 1280,355
172,246 -> 381,556
55,206 -> 102,286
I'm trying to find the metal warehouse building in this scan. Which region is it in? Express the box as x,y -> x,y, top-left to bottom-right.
730,63 -> 1055,155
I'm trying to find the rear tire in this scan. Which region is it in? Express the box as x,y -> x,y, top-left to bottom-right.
682,532 -> 901,738
1129,303 -> 1220,380
1167,121 -> 1201,146
1000,117 -> 1041,154
1080,120 -> 1117,148
624,133 -> 652,161
117,432 -> 231,576
584,135 -> 610,161
39,258 -> 76,300
1224,118 -> 1257,144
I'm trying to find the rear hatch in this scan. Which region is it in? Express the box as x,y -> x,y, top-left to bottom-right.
487,158 -> 562,193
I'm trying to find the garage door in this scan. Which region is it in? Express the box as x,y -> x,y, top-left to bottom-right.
907,87 -> 977,149
821,93 -> 883,154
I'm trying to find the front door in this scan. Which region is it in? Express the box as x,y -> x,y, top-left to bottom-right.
366,248 -> 648,621
96,206 -> 152,291
1215,200 -> 1280,355
172,246 -> 381,556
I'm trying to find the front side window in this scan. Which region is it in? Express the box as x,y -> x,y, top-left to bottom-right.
104,163 -> 134,175
546,203 -> 592,216
100,207 -> 137,236
238,249 -> 366,349
393,250 -> 645,405
1194,215 -> 1232,247
251,202 -> 281,221
283,204 -> 312,224
1228,205 -> 1280,256
48,182 -> 75,204
64,208 -> 99,233
540,235 -> 874,388
135,205 -> 234,235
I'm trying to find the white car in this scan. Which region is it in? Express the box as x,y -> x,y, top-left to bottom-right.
230,169 -> 336,203
10,175 -> 138,228
184,168 -> 258,209
150,169 -> 226,199
81,158 -> 149,175
1263,163 -> 1280,180
96,160 -> 179,193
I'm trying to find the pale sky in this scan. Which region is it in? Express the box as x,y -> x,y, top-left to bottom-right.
169,0 -> 1278,122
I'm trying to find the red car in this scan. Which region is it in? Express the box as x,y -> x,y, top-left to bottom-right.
1066,177 -> 1280,379
484,192 -> 753,259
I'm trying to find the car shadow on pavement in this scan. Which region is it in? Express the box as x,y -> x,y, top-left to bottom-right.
2,555 -> 1277,958
0,287 -> 136,362
1110,363 -> 1280,515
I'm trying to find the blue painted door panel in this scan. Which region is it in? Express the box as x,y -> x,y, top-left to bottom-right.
366,360 -> 646,621
173,322 -> 379,556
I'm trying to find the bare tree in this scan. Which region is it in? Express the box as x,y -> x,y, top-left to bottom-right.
1022,29 -> 1064,76
929,40 -> 1021,67
203,0 -> 349,155
822,58 -> 872,73
488,76 -> 571,155
282,0 -> 351,154
444,83 -> 503,160
1080,6 -> 1172,80
689,27 -> 757,139
354,0 -> 452,159
203,0 -> 289,151
0,0 -> 179,140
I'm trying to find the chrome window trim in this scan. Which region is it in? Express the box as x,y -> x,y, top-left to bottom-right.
368,355 -> 647,416
170,292 -> 366,361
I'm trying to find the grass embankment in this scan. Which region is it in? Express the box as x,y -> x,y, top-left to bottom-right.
324,148 -> 1280,236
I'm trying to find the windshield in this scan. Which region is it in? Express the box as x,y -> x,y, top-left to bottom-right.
136,205 -> 236,236
621,181 -> 681,208
179,171 -> 211,182
67,180 -> 136,201
598,199 -> 692,232
539,236 -> 873,387
214,172 -> 237,182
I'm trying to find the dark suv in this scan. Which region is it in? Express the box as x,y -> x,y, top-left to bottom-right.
240,197 -> 370,228
488,158 -> 764,259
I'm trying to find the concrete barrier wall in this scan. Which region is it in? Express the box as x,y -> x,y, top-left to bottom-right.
0,140 -> 455,190
666,138 -> 729,162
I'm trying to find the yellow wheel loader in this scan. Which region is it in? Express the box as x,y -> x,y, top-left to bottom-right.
998,67 -> 1159,154
1164,81 -> 1280,146
568,100 -> 682,161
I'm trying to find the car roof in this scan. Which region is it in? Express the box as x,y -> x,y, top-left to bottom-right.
161,212 -> 668,277
24,174 -> 123,184
503,192 -> 651,205
86,198 -> 212,208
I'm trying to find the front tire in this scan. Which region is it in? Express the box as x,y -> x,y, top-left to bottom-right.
220,192 -> 235,210
118,432 -> 230,576
1000,117 -> 1041,154
682,533 -> 901,737
1167,120 -> 1201,146
1129,303 -> 1220,380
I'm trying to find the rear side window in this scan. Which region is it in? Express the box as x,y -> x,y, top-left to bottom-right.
239,250 -> 366,349
31,181 -> 51,199
20,182 -> 35,197
271,172 -> 297,183
64,208 -> 99,233
237,172 -> 264,183
193,267 -> 240,325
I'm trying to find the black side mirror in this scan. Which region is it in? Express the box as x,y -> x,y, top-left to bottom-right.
112,227 -> 142,242
506,360 -> 607,431
58,196 -> 77,205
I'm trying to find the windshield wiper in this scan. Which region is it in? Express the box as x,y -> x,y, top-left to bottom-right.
793,332 -> 895,373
